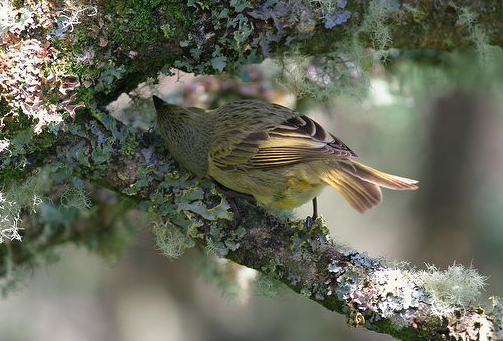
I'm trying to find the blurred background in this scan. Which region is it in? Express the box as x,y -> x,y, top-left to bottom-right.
1,51 -> 503,341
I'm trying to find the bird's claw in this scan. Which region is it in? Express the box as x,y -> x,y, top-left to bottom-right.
304,215 -> 313,229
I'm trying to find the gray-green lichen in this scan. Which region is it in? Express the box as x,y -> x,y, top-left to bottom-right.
2,0 -> 502,193
1,102 -> 502,339
2,0 -> 503,339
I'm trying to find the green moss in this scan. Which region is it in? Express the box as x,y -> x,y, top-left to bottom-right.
0,164 -> 25,184
0,108 -> 33,140
160,23 -> 175,39
57,0 -> 195,108
372,318 -> 433,341
12,0 -> 24,9
95,0 -> 193,50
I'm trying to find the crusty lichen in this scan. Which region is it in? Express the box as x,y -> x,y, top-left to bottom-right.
2,1 -> 503,339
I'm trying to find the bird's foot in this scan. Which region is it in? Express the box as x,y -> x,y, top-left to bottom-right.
304,197 -> 319,229
304,215 -> 313,229
304,214 -> 318,229
227,197 -> 243,228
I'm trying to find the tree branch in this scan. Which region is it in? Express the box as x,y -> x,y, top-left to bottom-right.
2,1 -> 503,339
3,111 -> 501,341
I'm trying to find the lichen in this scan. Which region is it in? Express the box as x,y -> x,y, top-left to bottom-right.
0,168 -> 50,243
255,272 -> 284,298
416,263 -> 487,316
274,0 -> 397,99
60,185 -> 92,210
288,216 -> 330,253
452,4 -> 502,69
0,1 -> 85,134
152,219 -> 194,259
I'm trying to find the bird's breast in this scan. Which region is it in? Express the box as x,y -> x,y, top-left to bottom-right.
208,162 -> 326,209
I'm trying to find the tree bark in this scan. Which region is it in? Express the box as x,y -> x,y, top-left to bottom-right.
2,1 -> 503,340
1,112 -> 502,340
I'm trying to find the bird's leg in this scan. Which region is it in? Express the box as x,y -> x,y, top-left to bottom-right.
227,197 -> 242,227
304,197 -> 318,229
215,183 -> 256,226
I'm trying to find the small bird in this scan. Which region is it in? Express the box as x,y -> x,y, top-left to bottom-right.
154,96 -> 418,223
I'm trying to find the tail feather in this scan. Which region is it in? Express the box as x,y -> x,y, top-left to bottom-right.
325,170 -> 382,213
314,160 -> 418,213
338,161 -> 418,190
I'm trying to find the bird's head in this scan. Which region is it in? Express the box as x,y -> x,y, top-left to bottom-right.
153,95 -> 209,138
152,96 -> 211,176
153,95 -> 193,131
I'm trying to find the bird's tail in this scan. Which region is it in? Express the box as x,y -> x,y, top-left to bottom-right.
314,160 -> 418,213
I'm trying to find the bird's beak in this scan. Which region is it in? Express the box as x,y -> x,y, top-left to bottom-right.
153,95 -> 167,110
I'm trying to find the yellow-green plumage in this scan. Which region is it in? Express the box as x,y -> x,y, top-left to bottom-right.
154,97 -> 418,213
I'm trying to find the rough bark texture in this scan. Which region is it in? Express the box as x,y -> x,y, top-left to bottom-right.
2,113 -> 502,340
2,0 -> 503,340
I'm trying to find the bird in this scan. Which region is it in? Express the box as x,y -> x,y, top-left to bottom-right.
153,96 -> 418,224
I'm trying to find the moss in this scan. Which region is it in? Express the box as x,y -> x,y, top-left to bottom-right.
55,0 -> 194,107
0,164 -> 25,184
11,0 -> 24,9
160,23 -> 175,39
372,318 -> 434,341
93,0 -> 193,50
0,108 -> 33,140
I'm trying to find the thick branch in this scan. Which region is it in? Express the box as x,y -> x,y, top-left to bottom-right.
2,0 -> 502,113
79,0 -> 503,104
3,111 -> 501,341
2,1 -> 503,339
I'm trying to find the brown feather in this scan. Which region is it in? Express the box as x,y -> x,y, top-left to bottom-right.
312,159 -> 415,213
338,161 -> 418,190
211,104 -> 357,171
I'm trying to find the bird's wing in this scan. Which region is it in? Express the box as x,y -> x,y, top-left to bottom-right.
211,111 -> 357,171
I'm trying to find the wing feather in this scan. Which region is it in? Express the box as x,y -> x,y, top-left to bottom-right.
209,101 -> 356,171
